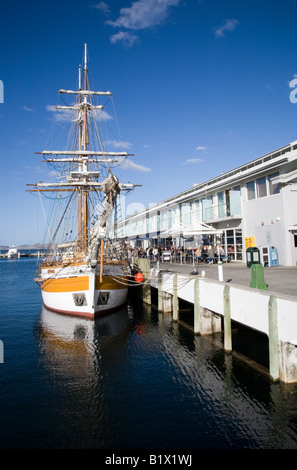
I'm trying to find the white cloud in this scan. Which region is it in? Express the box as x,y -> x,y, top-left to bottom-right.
196,146 -> 207,151
91,2 -> 110,14
23,106 -> 34,112
110,31 -> 138,47
182,158 -> 204,165
107,0 -> 181,30
106,0 -> 181,46
119,157 -> 151,172
105,139 -> 133,149
215,19 -> 239,38
46,104 -> 72,122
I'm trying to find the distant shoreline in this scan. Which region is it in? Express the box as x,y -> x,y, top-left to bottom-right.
0,244 -> 48,251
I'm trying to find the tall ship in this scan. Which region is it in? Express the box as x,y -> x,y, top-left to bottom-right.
28,45 -> 141,319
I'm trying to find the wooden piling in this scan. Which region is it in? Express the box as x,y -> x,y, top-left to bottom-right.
223,285 -> 232,352
194,278 -> 200,334
143,258 -> 151,305
173,273 -> 178,322
133,258 -> 151,305
158,270 -> 163,312
268,295 -> 279,381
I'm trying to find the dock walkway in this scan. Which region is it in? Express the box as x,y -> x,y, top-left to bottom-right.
133,258 -> 297,383
155,260 -> 297,298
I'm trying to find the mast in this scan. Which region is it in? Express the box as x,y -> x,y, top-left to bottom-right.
78,64 -> 83,252
27,44 -> 138,259
82,43 -> 89,253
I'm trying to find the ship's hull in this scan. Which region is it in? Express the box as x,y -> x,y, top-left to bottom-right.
40,264 -> 128,319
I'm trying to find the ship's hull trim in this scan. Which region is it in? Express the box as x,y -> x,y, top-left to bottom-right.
40,270 -> 129,319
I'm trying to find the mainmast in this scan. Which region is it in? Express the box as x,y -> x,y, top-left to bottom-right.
78,64 -> 83,252
27,43 -> 137,259
82,43 -> 89,253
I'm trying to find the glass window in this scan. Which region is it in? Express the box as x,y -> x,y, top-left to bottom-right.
230,186 -> 241,215
218,192 -> 226,217
256,177 -> 267,198
247,181 -> 255,200
202,197 -> 212,221
268,173 -> 280,195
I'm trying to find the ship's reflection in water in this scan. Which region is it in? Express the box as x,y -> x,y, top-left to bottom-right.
37,301 -> 297,449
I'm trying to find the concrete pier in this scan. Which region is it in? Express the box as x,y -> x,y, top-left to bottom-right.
133,258 -> 151,305
142,260 -> 297,384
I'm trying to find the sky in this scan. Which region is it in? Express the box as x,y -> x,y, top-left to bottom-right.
1,0 -> 297,246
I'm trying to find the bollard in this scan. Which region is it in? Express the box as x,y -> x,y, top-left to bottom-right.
250,264 -> 268,290
218,261 -> 223,282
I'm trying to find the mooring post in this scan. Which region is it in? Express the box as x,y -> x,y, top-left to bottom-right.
268,295 -> 279,381
194,278 -> 200,334
143,258 -> 151,305
173,273 -> 178,321
158,270 -> 163,312
218,261 -> 223,282
223,284 -> 232,352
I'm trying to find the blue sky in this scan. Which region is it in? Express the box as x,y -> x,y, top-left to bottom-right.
1,0 -> 297,246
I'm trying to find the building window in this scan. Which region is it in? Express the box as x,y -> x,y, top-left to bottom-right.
230,186 -> 241,215
225,190 -> 230,216
268,172 -> 280,195
202,197 -> 213,221
247,180 -> 255,200
256,177 -> 267,198
218,192 -> 226,217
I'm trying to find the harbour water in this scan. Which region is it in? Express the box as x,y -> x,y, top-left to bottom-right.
1,257 -> 297,450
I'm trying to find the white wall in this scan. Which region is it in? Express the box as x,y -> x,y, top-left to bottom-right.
243,193 -> 286,264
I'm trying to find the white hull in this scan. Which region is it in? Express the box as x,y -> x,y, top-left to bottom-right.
40,263 -> 128,319
42,286 -> 128,319
7,247 -> 18,259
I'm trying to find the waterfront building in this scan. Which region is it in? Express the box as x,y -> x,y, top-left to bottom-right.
112,140 -> 297,266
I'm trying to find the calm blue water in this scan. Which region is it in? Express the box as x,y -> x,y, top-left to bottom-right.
1,257 -> 297,450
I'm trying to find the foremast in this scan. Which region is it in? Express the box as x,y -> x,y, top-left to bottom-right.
27,44 -> 136,264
